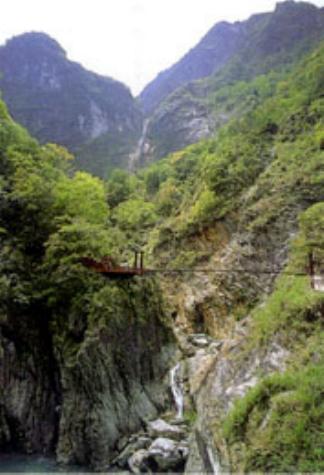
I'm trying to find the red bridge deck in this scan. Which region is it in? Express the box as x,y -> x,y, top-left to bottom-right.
80,255 -> 148,278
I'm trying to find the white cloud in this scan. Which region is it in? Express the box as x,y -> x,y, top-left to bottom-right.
0,0 -> 323,95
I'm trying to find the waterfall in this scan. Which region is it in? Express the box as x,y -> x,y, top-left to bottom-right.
128,118 -> 150,170
170,363 -> 184,419
207,445 -> 221,475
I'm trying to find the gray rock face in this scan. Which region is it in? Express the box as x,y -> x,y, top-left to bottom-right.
138,1 -> 324,165
114,436 -> 152,468
0,314 -> 60,454
127,435 -> 189,473
54,289 -> 175,470
147,419 -> 186,441
112,414 -> 190,473
184,328 -> 290,473
187,333 -> 212,348
128,449 -> 149,473
0,32 -> 143,177
147,437 -> 189,472
141,84 -> 216,163
140,22 -> 244,115
0,280 -> 175,471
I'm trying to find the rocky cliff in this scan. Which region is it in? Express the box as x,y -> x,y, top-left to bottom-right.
137,1 -> 324,164
0,100 -> 177,470
0,32 -> 143,177
140,21 -> 244,116
105,40 -> 324,472
0,278 -> 175,470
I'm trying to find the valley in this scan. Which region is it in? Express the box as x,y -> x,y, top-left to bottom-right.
0,1 -> 324,473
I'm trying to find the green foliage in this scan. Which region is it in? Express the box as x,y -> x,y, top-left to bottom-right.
155,179 -> 181,217
144,162 -> 173,195
223,363 -> 324,472
186,189 -> 219,228
251,274 -> 324,344
0,96 -> 116,321
106,168 -> 137,208
113,198 -> 157,230
222,198 -> 324,472
184,409 -> 198,425
249,201 -> 324,344
55,172 -> 109,225
299,202 -> 324,251
42,220 -> 114,308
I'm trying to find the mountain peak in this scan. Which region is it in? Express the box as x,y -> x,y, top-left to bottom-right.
3,32 -> 66,58
275,0 -> 319,13
0,31 -> 142,177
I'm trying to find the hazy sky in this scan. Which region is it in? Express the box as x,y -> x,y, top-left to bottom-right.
1,0 -> 324,95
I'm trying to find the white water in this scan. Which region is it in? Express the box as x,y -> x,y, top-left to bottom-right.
128,118 -> 150,170
207,445 -> 222,475
170,363 -> 184,419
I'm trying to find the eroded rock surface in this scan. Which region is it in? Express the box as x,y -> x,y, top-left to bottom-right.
0,279 -> 176,471
183,327 -> 289,473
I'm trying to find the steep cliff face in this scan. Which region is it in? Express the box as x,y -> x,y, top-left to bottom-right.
0,99 -> 176,470
0,312 -> 60,454
137,1 -> 324,164
0,32 -> 143,177
53,279 -> 175,469
140,21 -> 244,116
124,42 -> 324,472
0,279 -> 175,470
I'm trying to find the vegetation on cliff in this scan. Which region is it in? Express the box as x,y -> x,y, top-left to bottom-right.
0,96 -> 173,466
222,206 -> 324,472
0,32 -> 143,178
105,41 -> 324,471
139,1 -> 324,162
0,8 -> 324,471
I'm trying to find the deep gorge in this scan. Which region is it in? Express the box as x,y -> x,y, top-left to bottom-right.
1,1 -> 324,472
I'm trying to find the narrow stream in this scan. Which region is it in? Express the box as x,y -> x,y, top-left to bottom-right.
170,363 -> 184,420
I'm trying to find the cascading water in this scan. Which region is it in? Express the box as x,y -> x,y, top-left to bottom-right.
207,445 -> 221,475
170,363 -> 184,419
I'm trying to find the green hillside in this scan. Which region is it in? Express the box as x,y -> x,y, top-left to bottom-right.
105,42 -> 324,471
140,1 -> 324,164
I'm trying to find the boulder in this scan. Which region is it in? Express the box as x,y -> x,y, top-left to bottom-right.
128,438 -> 189,473
128,449 -> 149,474
188,334 -> 211,348
114,436 -> 152,468
147,437 -> 189,472
147,419 -> 186,441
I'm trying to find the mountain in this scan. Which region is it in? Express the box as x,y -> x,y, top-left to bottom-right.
1,7 -> 324,472
0,32 -> 143,177
137,1 -> 324,164
1,2 -> 323,177
139,21 -> 244,116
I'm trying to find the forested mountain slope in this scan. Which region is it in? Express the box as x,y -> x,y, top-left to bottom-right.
0,32 -> 143,177
105,42 -> 324,472
138,1 -> 324,164
0,100 -> 174,468
1,2 -> 323,177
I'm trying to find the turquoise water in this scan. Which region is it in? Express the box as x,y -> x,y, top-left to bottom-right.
0,454 -> 91,473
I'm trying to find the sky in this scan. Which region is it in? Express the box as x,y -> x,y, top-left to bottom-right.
1,0 -> 324,95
